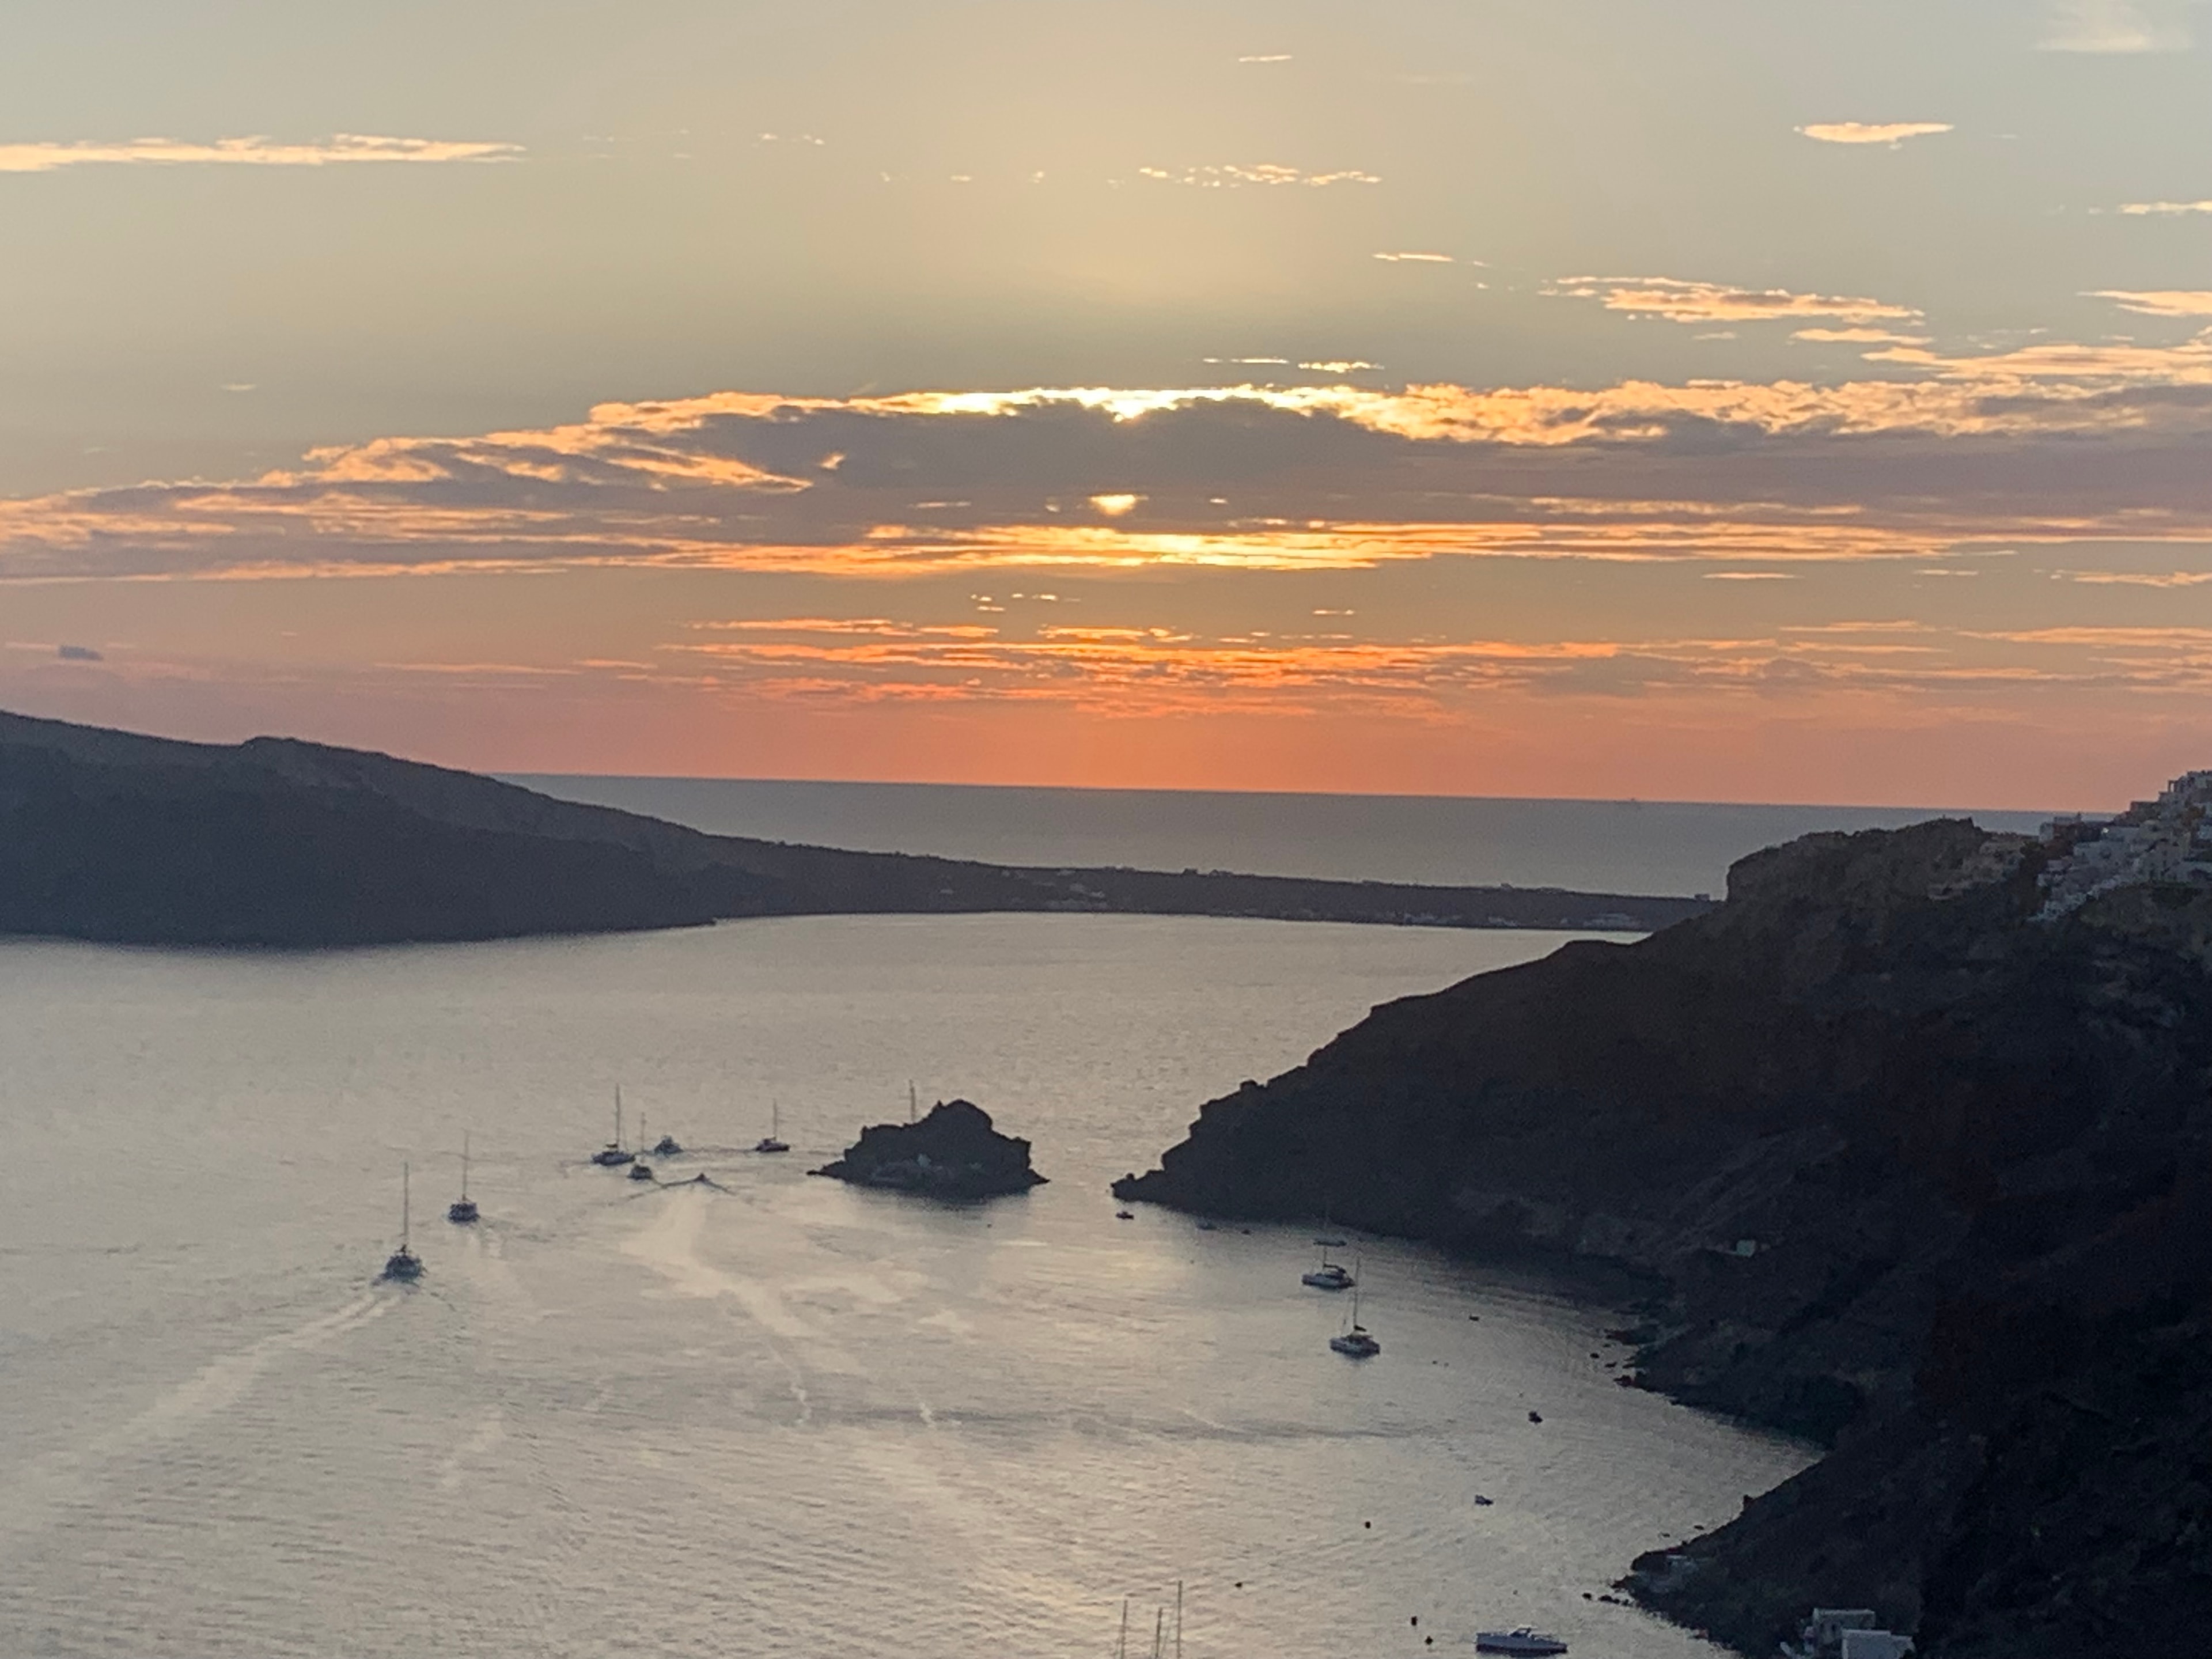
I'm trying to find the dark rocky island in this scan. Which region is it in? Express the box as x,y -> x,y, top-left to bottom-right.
1115,781 -> 2212,1658
810,1099 -> 1046,1199
0,710 -> 1709,947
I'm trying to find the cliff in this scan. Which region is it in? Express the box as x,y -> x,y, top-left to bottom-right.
0,709 -> 1707,946
1115,816 -> 2212,1657
811,1099 -> 1046,1199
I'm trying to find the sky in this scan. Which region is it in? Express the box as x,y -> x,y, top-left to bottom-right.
3,0 -> 2211,808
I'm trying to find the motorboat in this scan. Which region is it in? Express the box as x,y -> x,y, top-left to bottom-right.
448,1132 -> 479,1225
628,1158 -> 656,1181
1302,1245 -> 1355,1291
381,1162 -> 424,1282
652,1134 -> 684,1157
754,1101 -> 790,1155
592,1088 -> 634,1166
1474,1630 -> 1568,1655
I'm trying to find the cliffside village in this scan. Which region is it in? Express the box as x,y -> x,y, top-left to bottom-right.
2036,768 -> 2212,918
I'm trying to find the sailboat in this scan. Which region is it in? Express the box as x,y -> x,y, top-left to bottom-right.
1302,1238 -> 1354,1290
1328,1262 -> 1380,1357
628,1112 -> 657,1180
754,1100 -> 790,1155
591,1088 -> 634,1166
448,1132 -> 479,1224
381,1162 -> 424,1281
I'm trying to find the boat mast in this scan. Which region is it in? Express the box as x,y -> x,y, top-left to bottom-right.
908,1080 -> 918,1123
402,1161 -> 411,1251
461,1132 -> 470,1202
1116,1597 -> 1129,1659
615,1086 -> 624,1149
1174,1581 -> 1183,1659
1150,1608 -> 1165,1659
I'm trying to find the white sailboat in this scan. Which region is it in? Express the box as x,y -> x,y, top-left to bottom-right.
448,1132 -> 479,1224
628,1111 -> 657,1179
381,1162 -> 423,1281
591,1087 -> 634,1166
754,1100 -> 790,1154
1328,1263 -> 1379,1357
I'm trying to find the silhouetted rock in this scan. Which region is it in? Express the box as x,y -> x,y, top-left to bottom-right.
811,1100 -> 1045,1199
1115,815 -> 2212,1657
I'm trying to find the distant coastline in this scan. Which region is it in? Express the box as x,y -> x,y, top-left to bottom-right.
1,710 -> 1711,948
511,772 -> 2058,900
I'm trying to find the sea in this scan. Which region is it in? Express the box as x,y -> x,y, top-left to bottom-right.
3,783 -> 2024,1658
508,776 -> 2056,897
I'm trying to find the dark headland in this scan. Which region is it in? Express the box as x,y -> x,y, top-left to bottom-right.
0,709 -> 1709,946
1115,784 -> 2212,1659
811,1099 -> 1046,1199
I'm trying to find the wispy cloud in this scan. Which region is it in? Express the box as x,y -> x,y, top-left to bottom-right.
2119,199 -> 2212,215
0,134 -> 522,174
1373,251 -> 1457,264
1236,54 -> 1293,63
1796,122 -> 1954,146
1138,164 -> 1379,188
2039,0 -> 2192,51
2085,289 -> 2212,317
1549,275 -> 1920,325
2058,569 -> 2212,586
1792,327 -> 1933,346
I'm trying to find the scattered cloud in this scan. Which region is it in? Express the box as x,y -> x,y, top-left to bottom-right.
1138,164 -> 1380,188
1236,54 -> 1293,63
1298,361 -> 1380,374
1089,493 -> 1143,517
1549,275 -> 1921,326
220,382 -> 257,394
2058,569 -> 2212,586
755,132 -> 826,146
1792,327 -> 1933,346
1373,251 -> 1457,264
55,643 -> 103,661
2119,199 -> 2212,215
2085,289 -> 2212,317
0,134 -> 522,173
1796,122 -> 1954,146
2039,0 -> 2192,51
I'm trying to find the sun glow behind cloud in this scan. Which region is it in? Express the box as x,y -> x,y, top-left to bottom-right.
1796,123 -> 1954,146
0,135 -> 524,173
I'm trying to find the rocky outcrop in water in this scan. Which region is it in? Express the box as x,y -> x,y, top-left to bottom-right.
1114,810 -> 2212,1658
811,1100 -> 1046,1199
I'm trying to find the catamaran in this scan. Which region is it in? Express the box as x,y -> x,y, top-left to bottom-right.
1475,1628 -> 1569,1655
1328,1268 -> 1380,1357
755,1101 -> 790,1154
381,1162 -> 423,1281
591,1088 -> 634,1166
1302,1238 -> 1354,1290
448,1132 -> 479,1224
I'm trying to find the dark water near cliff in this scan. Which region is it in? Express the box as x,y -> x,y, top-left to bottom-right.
511,775 -> 2052,897
1,915 -> 1809,1657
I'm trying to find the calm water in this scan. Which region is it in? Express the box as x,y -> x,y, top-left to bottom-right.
0,916 -> 1809,1657
509,775 -> 2054,898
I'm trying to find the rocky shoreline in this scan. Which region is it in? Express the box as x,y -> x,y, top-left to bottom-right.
1115,805 -> 2212,1658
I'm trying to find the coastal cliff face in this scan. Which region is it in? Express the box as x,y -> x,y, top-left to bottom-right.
1116,818 -> 2212,1657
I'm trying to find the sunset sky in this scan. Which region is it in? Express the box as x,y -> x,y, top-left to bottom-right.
6,0 -> 2212,807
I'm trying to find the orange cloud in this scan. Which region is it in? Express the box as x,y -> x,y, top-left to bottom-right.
1796,122 -> 1953,146
1547,276 -> 1921,326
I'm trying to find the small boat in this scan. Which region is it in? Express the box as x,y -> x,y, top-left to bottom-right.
1115,1209 -> 1135,1221
1474,1629 -> 1568,1656
754,1101 -> 790,1155
592,1088 -> 634,1167
447,1132 -> 479,1225
381,1162 -> 424,1282
628,1159 -> 656,1182
1329,1273 -> 1380,1358
653,1134 -> 683,1156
